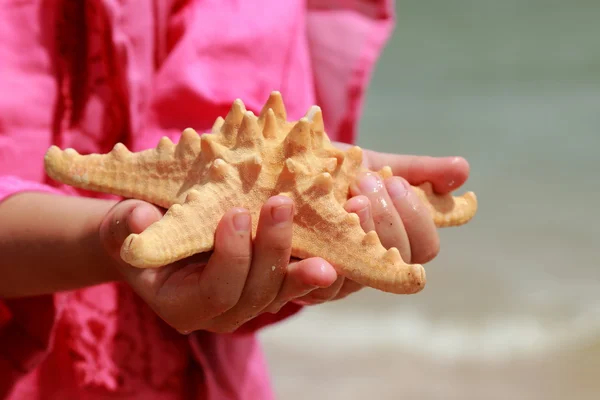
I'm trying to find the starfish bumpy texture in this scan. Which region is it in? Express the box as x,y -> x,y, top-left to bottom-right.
44,92 -> 477,294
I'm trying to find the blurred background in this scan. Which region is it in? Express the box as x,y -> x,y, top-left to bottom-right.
259,0 -> 600,399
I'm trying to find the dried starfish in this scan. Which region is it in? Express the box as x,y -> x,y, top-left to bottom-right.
44,92 -> 477,294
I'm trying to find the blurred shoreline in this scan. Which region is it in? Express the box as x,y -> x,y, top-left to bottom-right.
263,331 -> 600,400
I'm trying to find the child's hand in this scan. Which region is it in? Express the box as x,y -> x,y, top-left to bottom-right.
99,196 -> 338,334
289,149 -> 471,304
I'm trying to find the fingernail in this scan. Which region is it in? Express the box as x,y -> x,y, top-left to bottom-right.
233,212 -> 250,232
359,173 -> 381,193
386,178 -> 409,198
271,204 -> 292,223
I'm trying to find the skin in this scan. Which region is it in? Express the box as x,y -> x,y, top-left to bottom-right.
0,145 -> 470,334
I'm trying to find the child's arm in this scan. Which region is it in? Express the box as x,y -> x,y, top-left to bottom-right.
0,151 -> 471,334
0,192 -> 119,298
0,189 -> 338,333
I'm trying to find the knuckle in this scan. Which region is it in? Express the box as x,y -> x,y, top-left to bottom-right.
245,292 -> 276,310
206,293 -> 238,315
265,302 -> 285,314
302,290 -> 333,304
299,277 -> 344,304
400,205 -> 422,225
403,194 -> 431,223
372,206 -> 395,224
193,283 -> 240,316
257,225 -> 292,252
224,253 -> 252,266
268,239 -> 292,253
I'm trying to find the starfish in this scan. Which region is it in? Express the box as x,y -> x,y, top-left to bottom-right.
44,92 -> 477,294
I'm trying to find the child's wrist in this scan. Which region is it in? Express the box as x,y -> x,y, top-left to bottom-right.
81,199 -> 125,284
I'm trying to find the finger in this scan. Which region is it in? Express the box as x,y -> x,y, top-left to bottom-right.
188,208 -> 252,322
207,196 -> 295,329
292,275 -> 345,305
264,257 -> 337,314
385,176 -> 440,264
99,201 -> 179,295
99,200 -> 163,260
132,208 -> 253,334
245,195 -> 294,300
332,279 -> 364,300
102,201 -> 190,325
367,153 -> 470,194
350,171 -> 411,261
344,195 -> 376,234
335,196 -> 376,300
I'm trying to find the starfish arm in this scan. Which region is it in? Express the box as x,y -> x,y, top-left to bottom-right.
412,182 -> 478,227
42,94 -> 477,295
120,188 -> 225,267
378,167 -> 478,227
44,131 -> 202,208
290,195 -> 425,295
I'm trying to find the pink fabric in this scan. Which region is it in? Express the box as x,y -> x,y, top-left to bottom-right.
0,0 -> 394,398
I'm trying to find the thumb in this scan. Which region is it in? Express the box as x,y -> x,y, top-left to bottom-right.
99,200 -> 164,262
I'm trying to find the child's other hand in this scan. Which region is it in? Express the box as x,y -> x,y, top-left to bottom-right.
99,196 -> 337,334
290,150 -> 471,304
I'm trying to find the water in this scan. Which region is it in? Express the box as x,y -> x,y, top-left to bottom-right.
260,1 -> 600,398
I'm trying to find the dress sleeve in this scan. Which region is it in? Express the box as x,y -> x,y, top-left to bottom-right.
0,2 -> 72,391
306,0 -> 395,144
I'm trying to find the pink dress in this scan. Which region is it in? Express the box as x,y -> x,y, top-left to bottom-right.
0,1 -> 394,398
